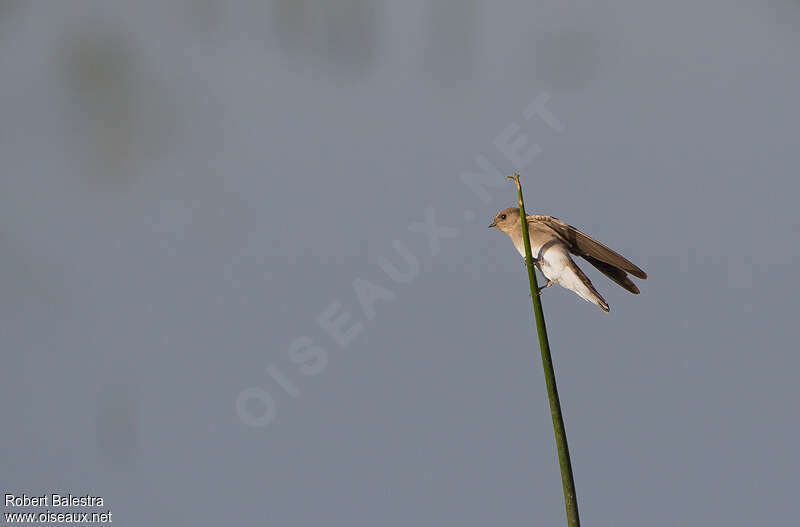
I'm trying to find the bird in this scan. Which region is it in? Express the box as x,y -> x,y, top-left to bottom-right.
489,207 -> 646,312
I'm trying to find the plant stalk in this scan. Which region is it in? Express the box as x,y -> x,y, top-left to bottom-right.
507,173 -> 580,527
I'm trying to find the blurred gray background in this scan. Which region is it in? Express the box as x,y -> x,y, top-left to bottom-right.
2,1 -> 799,525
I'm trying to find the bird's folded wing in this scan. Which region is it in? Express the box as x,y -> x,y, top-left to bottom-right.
581,254 -> 640,294
527,214 -> 647,279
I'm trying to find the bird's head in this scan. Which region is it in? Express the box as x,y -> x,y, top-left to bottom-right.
488,207 -> 521,233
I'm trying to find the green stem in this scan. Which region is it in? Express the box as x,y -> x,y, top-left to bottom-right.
507,173 -> 580,527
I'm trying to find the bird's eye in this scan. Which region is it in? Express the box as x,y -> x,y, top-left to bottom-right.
500,214 -> 507,220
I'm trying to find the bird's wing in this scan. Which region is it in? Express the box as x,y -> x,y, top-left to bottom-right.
581,254 -> 640,294
527,214 -> 647,279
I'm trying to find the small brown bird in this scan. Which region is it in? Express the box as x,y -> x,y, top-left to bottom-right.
489,207 -> 647,312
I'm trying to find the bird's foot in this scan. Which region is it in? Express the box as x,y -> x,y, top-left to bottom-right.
528,280 -> 553,297
522,258 -> 540,270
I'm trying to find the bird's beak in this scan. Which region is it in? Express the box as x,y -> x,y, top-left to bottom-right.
488,221 -> 496,228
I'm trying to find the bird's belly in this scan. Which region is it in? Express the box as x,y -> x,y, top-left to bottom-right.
534,245 -> 572,283
516,240 -> 572,281
539,260 -> 568,282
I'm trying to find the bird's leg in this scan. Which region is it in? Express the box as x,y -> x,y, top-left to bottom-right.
523,258 -> 550,297
522,257 -> 540,270
528,276 -> 553,297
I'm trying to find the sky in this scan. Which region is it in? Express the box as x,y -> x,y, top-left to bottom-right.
1,1 -> 799,525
